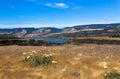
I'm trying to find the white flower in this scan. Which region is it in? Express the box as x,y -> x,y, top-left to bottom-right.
104,65 -> 108,69
114,67 -> 118,70
104,73 -> 107,77
52,60 -> 57,64
26,56 -> 30,59
22,52 -> 26,56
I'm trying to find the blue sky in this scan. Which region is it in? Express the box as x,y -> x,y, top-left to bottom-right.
0,0 -> 120,28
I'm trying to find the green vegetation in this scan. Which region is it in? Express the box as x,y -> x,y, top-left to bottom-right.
0,35 -> 20,39
1,37 -> 120,46
110,34 -> 120,38
0,39 -> 63,46
104,70 -> 120,79
22,51 -> 57,66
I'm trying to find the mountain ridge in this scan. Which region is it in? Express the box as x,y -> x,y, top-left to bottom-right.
0,23 -> 120,38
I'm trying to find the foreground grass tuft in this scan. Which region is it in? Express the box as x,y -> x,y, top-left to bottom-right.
104,69 -> 120,79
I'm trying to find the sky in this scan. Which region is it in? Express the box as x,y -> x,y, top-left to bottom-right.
0,0 -> 120,28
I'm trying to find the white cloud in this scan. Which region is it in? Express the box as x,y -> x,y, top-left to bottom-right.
26,0 -> 81,9
44,3 -> 69,8
54,3 -> 69,8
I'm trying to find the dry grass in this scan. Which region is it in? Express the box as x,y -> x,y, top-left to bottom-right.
0,44 -> 120,79
76,37 -> 120,40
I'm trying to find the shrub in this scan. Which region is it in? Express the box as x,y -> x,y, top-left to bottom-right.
22,51 -> 57,66
104,70 -> 120,79
71,72 -> 80,77
110,34 -> 120,38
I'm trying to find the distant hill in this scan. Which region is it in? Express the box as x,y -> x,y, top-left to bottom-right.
0,23 -> 120,38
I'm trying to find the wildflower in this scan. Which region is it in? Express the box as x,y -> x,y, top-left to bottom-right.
49,53 -> 53,57
104,65 -> 108,69
52,60 -> 57,64
43,54 -> 49,57
32,50 -> 37,54
45,54 -> 49,57
104,73 -> 107,77
114,67 -> 118,70
22,52 -> 26,56
26,56 -> 31,59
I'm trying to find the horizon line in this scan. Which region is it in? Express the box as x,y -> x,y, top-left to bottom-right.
0,22 -> 120,29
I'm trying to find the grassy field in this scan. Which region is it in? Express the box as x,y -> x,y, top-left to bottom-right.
0,44 -> 120,79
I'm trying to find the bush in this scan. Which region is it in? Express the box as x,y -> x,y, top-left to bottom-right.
22,51 -> 57,66
110,34 -> 120,38
104,70 -> 120,79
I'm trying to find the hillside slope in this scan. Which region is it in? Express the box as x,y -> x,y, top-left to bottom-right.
0,23 -> 120,38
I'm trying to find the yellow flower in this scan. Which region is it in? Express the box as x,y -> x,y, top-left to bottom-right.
32,50 -> 37,54
52,60 -> 57,64
45,54 -> 49,57
49,53 -> 53,57
43,53 -> 52,57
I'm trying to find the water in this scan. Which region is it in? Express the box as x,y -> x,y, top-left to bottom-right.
24,37 -> 68,44
44,38 -> 68,44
